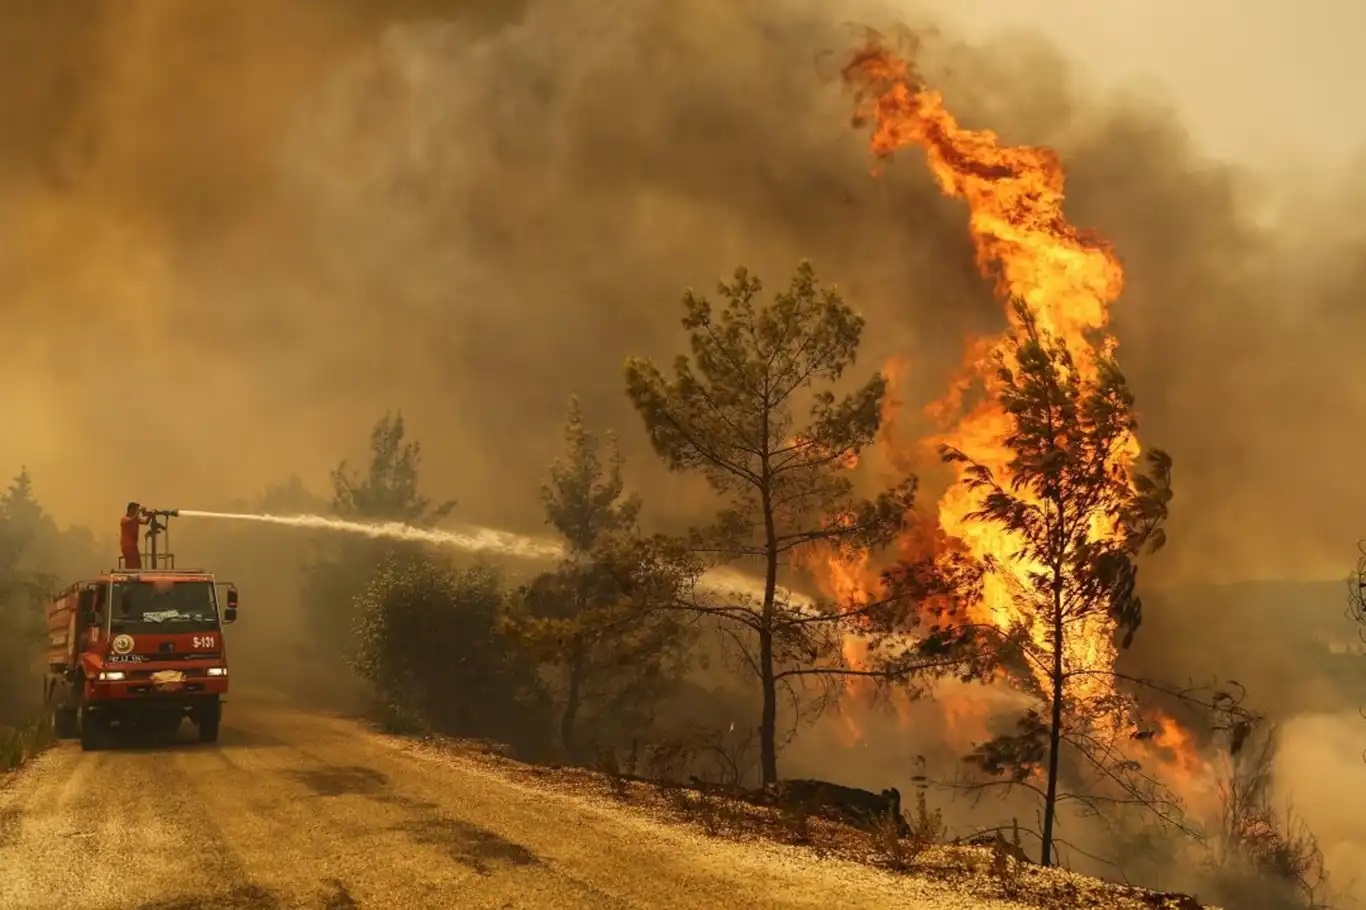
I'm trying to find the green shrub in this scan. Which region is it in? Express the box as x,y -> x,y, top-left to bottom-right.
352,556 -> 552,753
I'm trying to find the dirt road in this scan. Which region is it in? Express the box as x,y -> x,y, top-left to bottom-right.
0,694 -> 1027,910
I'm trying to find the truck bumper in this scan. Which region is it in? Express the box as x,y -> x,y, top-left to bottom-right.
86,674 -> 227,706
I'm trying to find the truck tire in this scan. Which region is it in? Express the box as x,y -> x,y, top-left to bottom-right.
79,706 -> 105,752
197,699 -> 221,744
52,706 -> 78,740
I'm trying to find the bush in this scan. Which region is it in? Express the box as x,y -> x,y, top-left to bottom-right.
351,556 -> 552,753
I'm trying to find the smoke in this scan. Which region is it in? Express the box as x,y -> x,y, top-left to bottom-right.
3,0 -> 1362,583
4,0 -> 1365,897
1276,713 -> 1366,903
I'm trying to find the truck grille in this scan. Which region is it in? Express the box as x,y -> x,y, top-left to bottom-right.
124,666 -> 220,679
126,682 -> 208,695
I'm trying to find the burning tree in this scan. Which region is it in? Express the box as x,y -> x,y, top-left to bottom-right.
503,397 -> 690,761
842,37 -> 1253,870
624,261 -> 917,785
920,300 -> 1177,866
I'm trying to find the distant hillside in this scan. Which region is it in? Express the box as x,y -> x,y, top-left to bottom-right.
1119,578 -> 1366,719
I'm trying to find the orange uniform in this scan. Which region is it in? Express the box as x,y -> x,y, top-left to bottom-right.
120,513 -> 145,568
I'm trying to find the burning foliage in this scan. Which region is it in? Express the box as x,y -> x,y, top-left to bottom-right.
827,31 -> 1261,872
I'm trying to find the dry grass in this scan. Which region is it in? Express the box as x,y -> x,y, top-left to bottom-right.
390,729 -> 1223,910
0,713 -> 54,773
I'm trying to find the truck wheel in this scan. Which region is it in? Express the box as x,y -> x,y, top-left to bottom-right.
79,706 -> 105,752
197,700 -> 221,744
52,706 -> 78,740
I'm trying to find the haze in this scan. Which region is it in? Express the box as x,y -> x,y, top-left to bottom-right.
2,0 -> 1363,583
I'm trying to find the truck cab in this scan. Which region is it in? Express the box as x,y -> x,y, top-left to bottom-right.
44,566 -> 239,751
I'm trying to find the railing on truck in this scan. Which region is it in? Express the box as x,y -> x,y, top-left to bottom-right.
118,508 -> 180,570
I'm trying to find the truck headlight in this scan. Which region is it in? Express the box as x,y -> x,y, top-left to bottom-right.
206,667 -> 227,677
98,670 -> 126,681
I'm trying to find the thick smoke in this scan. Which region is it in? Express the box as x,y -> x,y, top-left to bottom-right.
4,0 -> 1363,584
3,0 -> 1365,899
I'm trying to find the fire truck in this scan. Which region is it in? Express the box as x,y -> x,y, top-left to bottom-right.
42,509 -> 239,751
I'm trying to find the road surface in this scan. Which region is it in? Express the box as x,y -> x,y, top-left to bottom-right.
0,694 -> 1027,910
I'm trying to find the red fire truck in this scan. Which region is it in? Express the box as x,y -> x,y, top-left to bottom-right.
42,510 -> 239,751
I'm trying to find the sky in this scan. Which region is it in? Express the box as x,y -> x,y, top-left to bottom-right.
919,0 -> 1366,170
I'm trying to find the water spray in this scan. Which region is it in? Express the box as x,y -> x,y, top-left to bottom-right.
178,510 -> 563,560
175,510 -> 811,606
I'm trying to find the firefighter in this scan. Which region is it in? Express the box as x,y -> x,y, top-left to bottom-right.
120,501 -> 150,569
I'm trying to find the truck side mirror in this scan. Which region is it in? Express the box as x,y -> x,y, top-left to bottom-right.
224,587 -> 238,624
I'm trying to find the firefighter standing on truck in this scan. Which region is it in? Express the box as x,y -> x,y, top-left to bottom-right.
120,501 -> 149,569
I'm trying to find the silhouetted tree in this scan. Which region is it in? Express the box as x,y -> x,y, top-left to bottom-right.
302,412 -> 456,670
0,470 -> 43,722
330,412 -> 455,525
0,469 -> 93,723
1349,541 -> 1366,651
503,398 -> 690,760
624,261 -> 917,785
1206,723 -> 1333,910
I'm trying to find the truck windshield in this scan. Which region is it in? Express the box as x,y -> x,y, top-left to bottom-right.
110,580 -> 218,633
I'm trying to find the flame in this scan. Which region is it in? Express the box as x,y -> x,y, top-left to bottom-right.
840,41 -> 1137,707
799,41 -> 1218,810
1148,711 -> 1220,817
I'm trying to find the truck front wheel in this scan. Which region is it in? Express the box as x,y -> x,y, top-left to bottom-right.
79,706 -> 106,752
52,705 -> 78,740
196,698 -> 221,744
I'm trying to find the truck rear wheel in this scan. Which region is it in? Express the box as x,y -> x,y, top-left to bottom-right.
197,698 -> 221,744
79,706 -> 106,752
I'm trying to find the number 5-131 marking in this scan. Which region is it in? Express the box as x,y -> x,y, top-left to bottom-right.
193,636 -> 217,649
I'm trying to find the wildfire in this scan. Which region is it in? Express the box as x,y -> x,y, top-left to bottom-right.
802,40 -> 1214,806
839,39 -> 1136,706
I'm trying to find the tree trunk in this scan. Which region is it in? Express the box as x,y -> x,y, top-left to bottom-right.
1040,582 -> 1065,866
758,624 -> 777,786
758,460 -> 780,787
561,641 -> 585,762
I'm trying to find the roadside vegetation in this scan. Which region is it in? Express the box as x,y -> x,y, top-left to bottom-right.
323,262 -> 1337,909
0,469 -> 100,776
0,263 -> 1349,907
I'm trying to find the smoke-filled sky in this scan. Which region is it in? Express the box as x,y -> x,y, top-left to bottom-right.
3,0 -> 1364,584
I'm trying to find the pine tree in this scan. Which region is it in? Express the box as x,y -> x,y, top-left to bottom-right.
503,398 -> 688,760
625,261 -> 917,785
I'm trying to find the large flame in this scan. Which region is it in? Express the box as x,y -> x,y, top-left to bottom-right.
800,42 -> 1212,809
839,40 -> 1136,706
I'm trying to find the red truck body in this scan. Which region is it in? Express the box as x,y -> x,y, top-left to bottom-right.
43,568 -> 238,750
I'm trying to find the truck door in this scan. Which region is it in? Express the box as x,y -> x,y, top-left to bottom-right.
77,586 -> 102,646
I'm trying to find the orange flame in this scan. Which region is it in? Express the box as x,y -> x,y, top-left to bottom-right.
840,40 -> 1138,706
805,42 -> 1215,804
